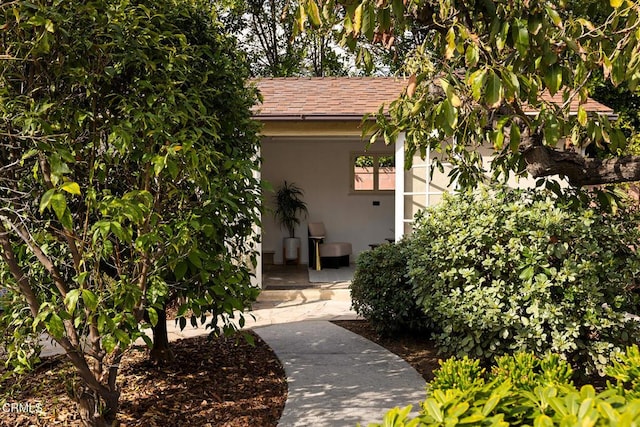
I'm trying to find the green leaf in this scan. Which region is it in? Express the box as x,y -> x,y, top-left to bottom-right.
306,0 -> 322,26
82,289 -> 98,311
445,27 -> 456,59
392,0 -> 404,20
485,71 -> 503,108
424,398 -> 444,422
353,3 -> 363,34
114,329 -> 130,347
442,99 -> 458,129
60,181 -> 81,195
510,125 -> 521,152
188,250 -> 203,268
520,266 -> 535,280
468,69 -> 487,101
492,130 -> 505,150
496,22 -> 510,51
534,414 -> 554,427
50,193 -> 67,222
513,19 -> 529,56
147,307 -> 159,326
64,289 -> 80,313
175,260 -> 188,281
545,6 -> 563,28
141,334 -> 153,348
465,44 -> 479,67
460,413 -> 485,424
60,209 -> 73,230
482,395 -> 501,416
39,188 -> 56,214
449,402 -> 470,418
47,313 -> 65,339
577,105 -> 588,126
102,335 -> 117,353
544,65 -> 562,95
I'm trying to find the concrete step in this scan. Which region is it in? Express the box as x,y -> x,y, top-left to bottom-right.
257,288 -> 351,302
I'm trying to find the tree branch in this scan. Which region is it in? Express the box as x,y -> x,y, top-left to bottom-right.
521,142 -> 640,187
0,221 -> 40,318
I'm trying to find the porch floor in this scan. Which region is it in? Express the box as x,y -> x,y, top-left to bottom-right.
262,264 -> 352,290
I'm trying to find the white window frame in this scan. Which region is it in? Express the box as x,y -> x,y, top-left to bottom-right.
350,151 -> 395,194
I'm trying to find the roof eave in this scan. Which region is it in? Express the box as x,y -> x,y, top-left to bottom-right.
253,114 -> 382,121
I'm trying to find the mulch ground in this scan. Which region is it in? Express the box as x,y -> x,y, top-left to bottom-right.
0,331 -> 287,427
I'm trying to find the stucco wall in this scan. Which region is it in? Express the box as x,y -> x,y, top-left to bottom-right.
262,137 -> 395,265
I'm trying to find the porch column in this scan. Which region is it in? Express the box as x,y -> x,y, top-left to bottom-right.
394,132 -> 406,243
251,148 -> 263,289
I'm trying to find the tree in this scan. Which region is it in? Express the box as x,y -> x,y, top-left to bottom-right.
298,0 -> 640,188
220,0 -> 350,76
0,0 -> 261,425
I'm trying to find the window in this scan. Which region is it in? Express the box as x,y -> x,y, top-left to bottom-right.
352,153 -> 395,193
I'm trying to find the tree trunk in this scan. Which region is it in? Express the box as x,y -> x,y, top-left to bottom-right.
149,306 -> 174,364
76,385 -> 120,427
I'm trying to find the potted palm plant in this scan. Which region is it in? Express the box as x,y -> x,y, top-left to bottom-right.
274,181 -> 308,263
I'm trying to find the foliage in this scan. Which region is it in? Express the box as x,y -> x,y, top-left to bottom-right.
299,0 -> 640,187
367,350 -> 640,427
0,0 -> 261,424
350,241 -> 428,336
607,345 -> 640,398
218,0 -> 350,77
427,355 -> 486,392
408,186 -> 640,375
274,181 -> 308,238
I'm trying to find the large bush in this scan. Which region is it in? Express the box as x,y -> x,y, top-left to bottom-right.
368,348 -> 640,427
351,241 -> 428,335
409,187 -> 640,374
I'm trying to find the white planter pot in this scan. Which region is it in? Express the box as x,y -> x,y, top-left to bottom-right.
283,237 -> 301,261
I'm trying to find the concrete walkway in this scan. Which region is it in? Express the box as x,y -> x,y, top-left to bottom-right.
255,320 -> 426,426
36,297 -> 427,426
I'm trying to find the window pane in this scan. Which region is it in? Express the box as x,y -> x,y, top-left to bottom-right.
378,155 -> 395,190
354,155 -> 374,190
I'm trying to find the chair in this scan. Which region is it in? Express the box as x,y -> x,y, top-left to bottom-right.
308,222 -> 352,270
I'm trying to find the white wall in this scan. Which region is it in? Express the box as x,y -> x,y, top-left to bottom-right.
262,137 -> 395,265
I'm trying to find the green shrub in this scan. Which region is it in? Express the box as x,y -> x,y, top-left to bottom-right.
366,349 -> 640,427
607,345 -> 640,398
409,186 -> 640,374
351,241 -> 428,335
428,355 -> 486,391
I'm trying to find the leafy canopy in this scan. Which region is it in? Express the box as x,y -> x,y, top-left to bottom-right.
298,0 -> 640,187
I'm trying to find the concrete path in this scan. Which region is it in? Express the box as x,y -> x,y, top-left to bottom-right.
255,320 -> 426,427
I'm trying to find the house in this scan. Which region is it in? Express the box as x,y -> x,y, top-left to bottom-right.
253,77 -> 614,286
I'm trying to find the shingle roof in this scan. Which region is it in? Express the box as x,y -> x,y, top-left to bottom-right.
538,91 -> 614,115
253,77 -> 406,120
253,77 -> 614,119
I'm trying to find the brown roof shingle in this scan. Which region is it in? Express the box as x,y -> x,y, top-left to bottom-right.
253,77 -> 406,119
253,77 -> 614,119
